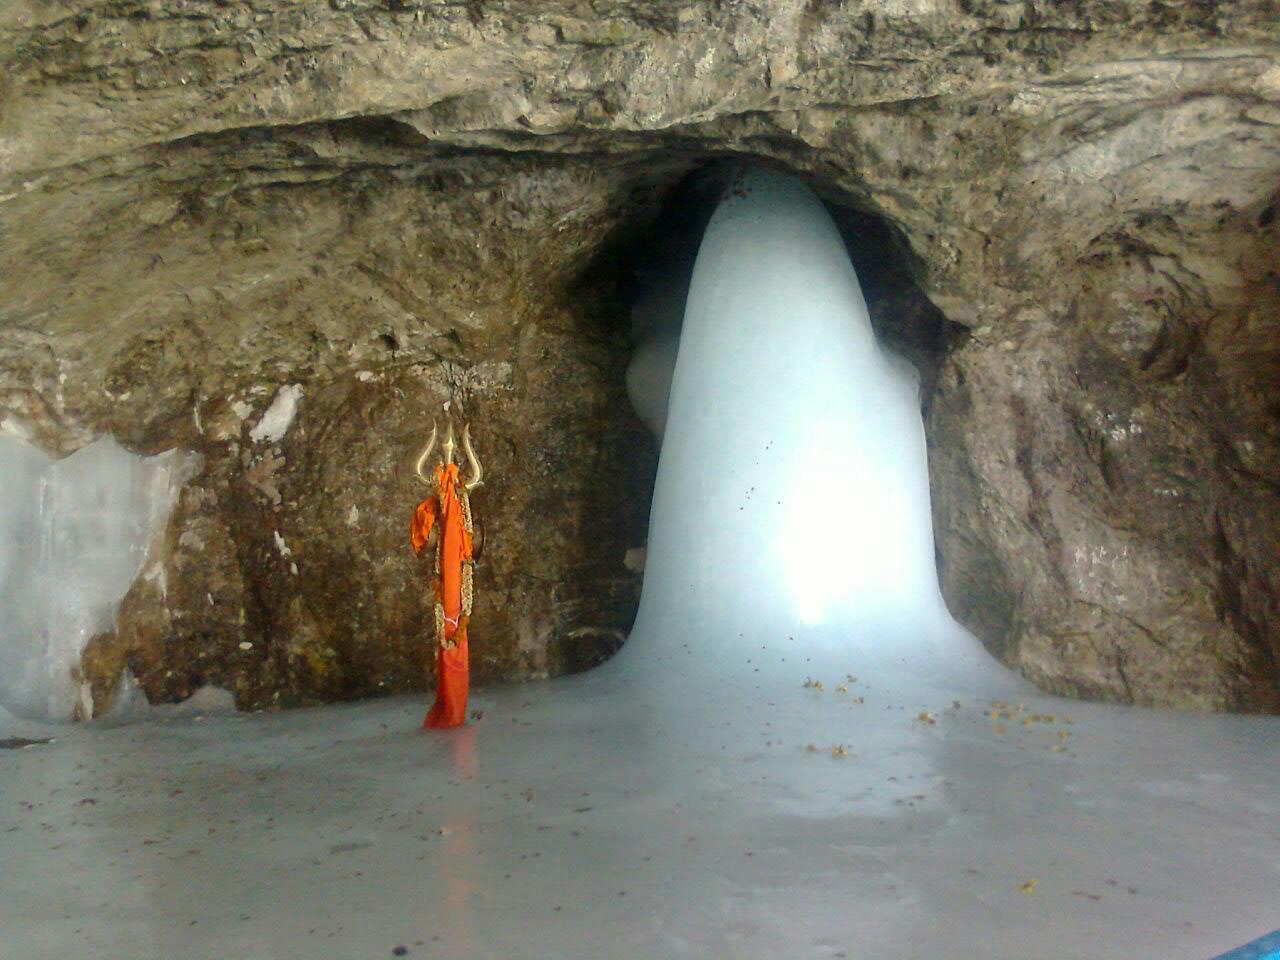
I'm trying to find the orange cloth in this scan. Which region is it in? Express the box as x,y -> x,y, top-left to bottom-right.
411,463 -> 474,729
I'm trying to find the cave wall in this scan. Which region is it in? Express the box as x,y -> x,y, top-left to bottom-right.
0,137 -> 666,711
929,241 -> 1280,710
1,1 -> 1277,711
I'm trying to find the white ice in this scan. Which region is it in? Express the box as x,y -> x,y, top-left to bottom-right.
1,168 -> 1277,959
622,166 -> 998,690
249,384 -> 304,445
0,435 -> 196,721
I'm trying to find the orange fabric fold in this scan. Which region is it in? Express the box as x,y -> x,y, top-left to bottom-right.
425,627 -> 469,729
411,462 -> 474,729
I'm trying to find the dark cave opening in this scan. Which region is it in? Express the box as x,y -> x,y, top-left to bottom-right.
579,156 -> 963,434
556,156 -> 970,671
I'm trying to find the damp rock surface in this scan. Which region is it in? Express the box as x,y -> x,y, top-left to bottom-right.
1,1 -> 1277,710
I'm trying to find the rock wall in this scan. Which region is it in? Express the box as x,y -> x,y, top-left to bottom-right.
0,139 -> 665,711
1,1 -> 1277,711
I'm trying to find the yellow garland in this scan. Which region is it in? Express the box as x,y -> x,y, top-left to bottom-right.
427,459 -> 477,651
434,600 -> 449,650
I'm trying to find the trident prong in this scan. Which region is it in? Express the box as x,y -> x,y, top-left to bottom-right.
414,420 -> 438,486
440,419 -> 457,466
461,423 -> 483,490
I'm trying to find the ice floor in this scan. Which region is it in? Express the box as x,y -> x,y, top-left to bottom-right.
2,647 -> 1278,960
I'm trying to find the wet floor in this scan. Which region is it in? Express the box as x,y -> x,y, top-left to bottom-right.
2,657 -> 1277,960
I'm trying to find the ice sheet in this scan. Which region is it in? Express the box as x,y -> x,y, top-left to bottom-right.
0,436 -> 196,720
1,680 -> 1276,960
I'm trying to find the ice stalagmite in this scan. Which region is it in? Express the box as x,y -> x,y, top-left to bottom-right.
621,166 -> 999,688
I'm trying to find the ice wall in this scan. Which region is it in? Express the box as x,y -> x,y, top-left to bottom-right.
622,166 -> 999,688
0,435 -> 195,721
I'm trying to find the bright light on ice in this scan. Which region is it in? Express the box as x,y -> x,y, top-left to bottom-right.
780,417 -> 916,626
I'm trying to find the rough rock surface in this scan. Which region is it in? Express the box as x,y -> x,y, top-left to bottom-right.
1,1 -> 1277,712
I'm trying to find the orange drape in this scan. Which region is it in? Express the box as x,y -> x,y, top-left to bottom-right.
411,462 -> 474,729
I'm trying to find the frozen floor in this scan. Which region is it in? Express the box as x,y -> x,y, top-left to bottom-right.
2,656 -> 1278,960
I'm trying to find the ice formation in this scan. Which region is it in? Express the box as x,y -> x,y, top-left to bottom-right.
621,165 -> 999,692
624,330 -> 681,436
625,256 -> 689,436
0,435 -> 196,721
248,383 -> 304,444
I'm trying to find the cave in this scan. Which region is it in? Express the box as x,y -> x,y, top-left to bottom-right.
2,4 -> 1279,959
